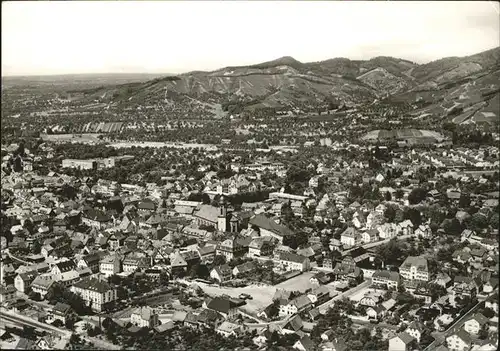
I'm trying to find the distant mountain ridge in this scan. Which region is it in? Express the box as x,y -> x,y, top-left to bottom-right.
62,46 -> 500,123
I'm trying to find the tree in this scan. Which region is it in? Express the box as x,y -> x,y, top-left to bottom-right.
28,290 -> 41,301
65,316 -> 76,330
404,208 -> 422,228
31,240 -> 42,255
408,188 -> 427,205
384,191 -> 392,201
52,319 -> 64,327
478,323 -> 489,339
267,299 -> 280,319
395,189 -> 404,199
159,271 -> 169,286
384,206 -> 396,222
213,255 -> 226,266
458,193 -> 471,209
489,212 -> 499,229
201,193 -> 211,205
482,308 -> 495,319
443,218 -> 462,236
468,213 -> 488,232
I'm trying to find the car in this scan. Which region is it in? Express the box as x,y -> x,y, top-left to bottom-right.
369,319 -> 379,324
239,293 -> 253,300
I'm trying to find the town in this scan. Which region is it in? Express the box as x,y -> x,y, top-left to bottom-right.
1,2 -> 499,350
0,112 -> 498,351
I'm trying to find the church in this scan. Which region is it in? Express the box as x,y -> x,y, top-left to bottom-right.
193,196 -> 239,233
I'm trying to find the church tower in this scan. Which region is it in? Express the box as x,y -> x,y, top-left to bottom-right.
217,196 -> 228,232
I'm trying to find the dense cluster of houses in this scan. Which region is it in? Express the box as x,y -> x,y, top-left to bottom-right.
0,136 -> 498,351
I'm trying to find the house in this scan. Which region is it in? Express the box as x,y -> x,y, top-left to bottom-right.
196,245 -> 216,264
309,271 -> 333,286
15,337 -> 36,350
359,291 -> 383,307
485,293 -> 499,313
283,314 -> 304,334
170,253 -> 188,275
279,295 -> 312,317
340,227 -> 358,247
399,220 -> 414,236
307,286 -> 330,305
206,297 -> 239,319
377,222 -> 400,239
399,256 -> 430,282
50,260 -> 77,281
77,252 -> 102,273
216,321 -> 241,337
137,199 -> 156,214
154,320 -> 176,334
232,261 -> 257,278
71,278 -> 117,312
216,237 -> 247,261
434,273 -> 453,290
453,250 -> 473,264
31,275 -> 55,297
389,332 -> 416,351
123,256 -> 149,274
446,329 -> 473,351
451,276 -> 479,304
464,313 -> 489,335
210,264 -> 232,283
130,306 -> 159,328
279,252 -> 311,272
0,285 -> 17,304
470,247 -> 488,262
362,229 -> 379,243
293,335 -> 315,351
248,237 -> 275,258
14,271 -> 38,293
99,255 -> 121,277
306,307 -> 321,322
107,232 -> 126,251
51,302 -> 72,324
415,224 -> 432,238
81,208 -> 112,229
406,320 -> 425,343
372,270 -> 400,290
366,305 -> 386,320
248,214 -> 294,243
321,338 -> 348,351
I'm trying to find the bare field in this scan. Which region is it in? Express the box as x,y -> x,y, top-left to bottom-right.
193,282 -> 277,314
40,133 -> 103,144
274,271 -> 316,292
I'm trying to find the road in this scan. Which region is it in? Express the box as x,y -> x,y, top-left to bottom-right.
5,250 -> 30,265
424,300 -> 483,351
0,308 -> 71,338
1,308 -> 121,350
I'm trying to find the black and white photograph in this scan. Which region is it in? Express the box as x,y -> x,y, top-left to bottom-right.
1,1 -> 499,350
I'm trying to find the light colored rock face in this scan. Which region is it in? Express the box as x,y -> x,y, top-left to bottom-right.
357,67 -> 411,95
435,62 -> 483,84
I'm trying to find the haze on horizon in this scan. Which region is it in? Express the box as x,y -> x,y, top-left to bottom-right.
2,1 -> 499,77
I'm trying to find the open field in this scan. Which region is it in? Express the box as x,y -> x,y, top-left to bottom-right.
192,282 -> 276,315
274,271 -> 316,292
361,129 -> 446,142
109,141 -> 218,150
40,133 -> 103,144
348,287 -> 385,303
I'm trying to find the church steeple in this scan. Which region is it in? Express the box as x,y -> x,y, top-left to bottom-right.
218,195 -> 228,232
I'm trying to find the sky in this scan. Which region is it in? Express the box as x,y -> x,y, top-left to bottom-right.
2,1 -> 499,76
